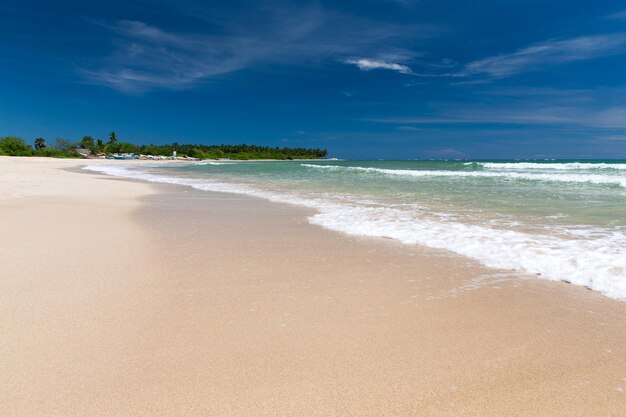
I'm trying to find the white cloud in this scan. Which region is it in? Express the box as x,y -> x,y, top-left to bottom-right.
365,87 -> 626,128
367,107 -> 626,128
344,58 -> 413,74
596,135 -> 626,141
408,33 -> 626,80
83,4 -> 436,93
429,58 -> 458,68
83,19 -> 272,93
425,148 -> 467,158
607,10 -> 626,20
464,34 -> 626,78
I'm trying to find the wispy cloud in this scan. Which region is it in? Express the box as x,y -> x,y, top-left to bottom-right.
463,33 -> 626,78
343,58 -> 413,74
607,10 -> 626,20
407,33 -> 626,80
596,135 -> 626,141
425,148 -> 467,158
428,58 -> 458,69
380,0 -> 420,7
368,107 -> 626,128
366,87 -> 626,128
83,4 -> 434,93
82,19 -> 273,92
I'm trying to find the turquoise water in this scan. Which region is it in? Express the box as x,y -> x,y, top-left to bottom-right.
89,160 -> 626,301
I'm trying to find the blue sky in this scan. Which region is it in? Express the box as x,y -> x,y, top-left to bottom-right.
2,0 -> 626,158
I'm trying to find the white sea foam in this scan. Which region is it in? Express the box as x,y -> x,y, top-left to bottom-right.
301,164 -> 626,188
308,206 -> 626,301
84,164 -> 261,195
468,162 -> 626,170
195,161 -> 227,165
85,164 -> 626,301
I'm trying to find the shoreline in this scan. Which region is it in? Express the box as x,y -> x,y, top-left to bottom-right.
1,156 -> 625,416
85,158 -> 626,302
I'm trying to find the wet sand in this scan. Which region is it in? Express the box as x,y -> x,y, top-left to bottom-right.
1,156 -> 625,416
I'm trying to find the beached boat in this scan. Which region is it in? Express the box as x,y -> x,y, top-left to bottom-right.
109,154 -> 138,160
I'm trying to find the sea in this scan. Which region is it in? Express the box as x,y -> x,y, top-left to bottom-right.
87,160 -> 626,301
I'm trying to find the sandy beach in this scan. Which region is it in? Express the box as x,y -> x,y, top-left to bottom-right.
1,156 -> 625,416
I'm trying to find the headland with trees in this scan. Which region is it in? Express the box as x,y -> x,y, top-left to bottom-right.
0,132 -> 328,160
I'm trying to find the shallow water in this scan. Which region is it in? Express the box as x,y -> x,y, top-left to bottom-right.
87,159 -> 626,301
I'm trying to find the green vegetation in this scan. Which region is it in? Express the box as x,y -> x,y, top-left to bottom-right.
79,136 -> 95,149
0,137 -> 34,156
34,137 -> 46,150
0,133 -> 328,160
135,143 -> 327,160
0,136 -> 78,158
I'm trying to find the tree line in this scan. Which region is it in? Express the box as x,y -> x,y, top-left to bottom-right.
0,133 -> 328,160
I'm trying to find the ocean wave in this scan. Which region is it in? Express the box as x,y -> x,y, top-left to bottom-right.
301,164 -> 626,188
467,162 -> 626,170
195,161 -> 227,165
85,164 -> 626,301
309,206 -> 626,301
84,164 -> 261,195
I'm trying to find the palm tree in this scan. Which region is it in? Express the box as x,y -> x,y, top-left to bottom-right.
109,131 -> 118,145
34,137 -> 46,149
80,136 -> 95,149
